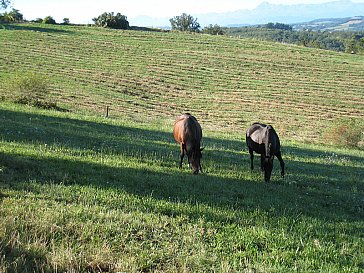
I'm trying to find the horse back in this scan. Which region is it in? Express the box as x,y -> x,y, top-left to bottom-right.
246,123 -> 267,144
173,114 -> 202,145
246,123 -> 280,155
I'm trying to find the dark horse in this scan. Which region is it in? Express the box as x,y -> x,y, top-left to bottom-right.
246,123 -> 285,182
173,113 -> 204,174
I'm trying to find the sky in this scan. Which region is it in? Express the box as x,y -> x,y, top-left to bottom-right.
5,0 -> 364,25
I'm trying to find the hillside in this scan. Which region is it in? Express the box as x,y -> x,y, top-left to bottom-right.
1,23 -> 363,142
0,23 -> 363,272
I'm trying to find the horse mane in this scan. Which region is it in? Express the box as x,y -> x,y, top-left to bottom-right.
175,113 -> 191,124
265,125 -> 278,158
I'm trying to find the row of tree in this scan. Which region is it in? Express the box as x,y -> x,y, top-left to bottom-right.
0,7 -> 224,35
0,8 -> 69,24
92,12 -> 224,35
224,25 -> 364,54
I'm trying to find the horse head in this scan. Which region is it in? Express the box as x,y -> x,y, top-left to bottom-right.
188,147 -> 204,174
263,155 -> 274,182
264,139 -> 274,182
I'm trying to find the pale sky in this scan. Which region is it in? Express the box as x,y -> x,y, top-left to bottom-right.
5,0 -> 364,25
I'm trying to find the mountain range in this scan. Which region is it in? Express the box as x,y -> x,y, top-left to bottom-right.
129,0 -> 364,28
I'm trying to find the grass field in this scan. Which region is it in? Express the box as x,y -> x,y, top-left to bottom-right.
0,23 -> 363,272
1,23 -> 363,140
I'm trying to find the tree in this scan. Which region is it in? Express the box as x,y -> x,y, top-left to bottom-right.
169,13 -> 200,32
0,0 -> 10,10
93,12 -> 129,29
62,18 -> 70,25
6,8 -> 22,21
1,8 -> 23,22
203,24 -> 224,35
43,16 -> 56,24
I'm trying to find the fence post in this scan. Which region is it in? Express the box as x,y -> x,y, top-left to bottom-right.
105,106 -> 109,118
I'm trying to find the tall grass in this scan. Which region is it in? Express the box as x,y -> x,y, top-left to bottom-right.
2,71 -> 60,110
324,118 -> 364,148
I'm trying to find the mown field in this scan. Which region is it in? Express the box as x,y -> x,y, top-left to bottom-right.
0,23 -> 363,272
1,23 -> 363,140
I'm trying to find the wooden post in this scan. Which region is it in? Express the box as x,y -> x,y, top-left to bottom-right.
105,106 -> 109,117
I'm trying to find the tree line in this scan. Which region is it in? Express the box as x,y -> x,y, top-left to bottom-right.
0,7 -> 225,35
224,24 -> 364,54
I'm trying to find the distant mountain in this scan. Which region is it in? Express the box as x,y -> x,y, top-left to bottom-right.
129,0 -> 364,28
292,16 -> 364,31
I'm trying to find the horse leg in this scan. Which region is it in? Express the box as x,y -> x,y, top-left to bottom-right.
260,154 -> 264,172
276,151 -> 285,177
179,144 -> 185,169
249,148 -> 254,170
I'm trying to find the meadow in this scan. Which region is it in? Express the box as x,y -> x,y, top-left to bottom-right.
0,23 -> 363,272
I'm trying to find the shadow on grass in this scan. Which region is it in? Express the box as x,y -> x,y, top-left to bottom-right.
1,108 -> 363,223
1,108 -> 363,272
0,23 -> 73,34
0,242 -> 60,273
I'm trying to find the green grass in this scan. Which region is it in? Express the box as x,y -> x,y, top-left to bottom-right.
0,103 -> 363,272
0,23 -> 363,272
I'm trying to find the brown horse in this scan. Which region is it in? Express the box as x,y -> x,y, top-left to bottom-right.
173,113 -> 204,174
246,123 -> 285,182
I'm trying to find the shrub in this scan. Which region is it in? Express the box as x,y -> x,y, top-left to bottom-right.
203,24 -> 224,35
43,16 -> 56,24
93,12 -> 129,29
3,72 -> 57,109
32,18 -> 43,23
323,119 -> 363,148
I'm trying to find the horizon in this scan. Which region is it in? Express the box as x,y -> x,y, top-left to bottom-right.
3,0 -> 364,26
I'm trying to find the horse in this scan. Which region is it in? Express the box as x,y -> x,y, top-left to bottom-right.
246,122 -> 285,182
173,113 -> 204,174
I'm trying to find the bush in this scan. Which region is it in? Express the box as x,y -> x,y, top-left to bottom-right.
32,18 -> 43,23
93,12 -> 129,29
203,24 -> 224,35
169,13 -> 200,32
43,16 -> 56,24
3,72 -> 57,109
323,119 -> 363,148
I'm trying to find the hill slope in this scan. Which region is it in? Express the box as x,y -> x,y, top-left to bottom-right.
1,23 -> 363,142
